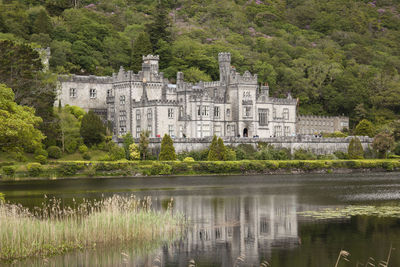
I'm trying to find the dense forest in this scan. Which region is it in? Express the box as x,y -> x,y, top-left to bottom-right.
1,0 -> 400,129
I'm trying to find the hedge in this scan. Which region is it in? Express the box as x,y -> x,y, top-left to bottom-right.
3,159 -> 400,179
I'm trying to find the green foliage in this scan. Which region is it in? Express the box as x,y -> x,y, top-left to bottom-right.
34,148 -> 48,158
78,144 -> 88,154
108,145 -> 126,161
65,138 -> 78,154
235,144 -> 257,160
27,163 -> 43,177
35,155 -> 47,164
0,84 -> 45,152
293,149 -> 317,160
0,193 -> 4,202
322,131 -> 348,138
139,131 -> 150,160
131,32 -> 153,72
129,143 -> 140,160
373,132 -> 395,158
255,144 -> 291,160
2,166 -> 15,176
47,146 -> 62,159
82,152 -> 91,160
348,137 -> 364,159
355,119 -> 375,137
80,111 -> 106,146
183,157 -> 195,162
224,147 -> 237,161
208,136 -> 226,161
334,151 -> 349,159
159,134 -> 176,161
122,133 -> 134,160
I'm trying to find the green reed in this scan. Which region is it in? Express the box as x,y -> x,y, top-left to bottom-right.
0,195 -> 184,261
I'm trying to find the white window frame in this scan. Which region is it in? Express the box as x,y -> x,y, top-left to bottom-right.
168,108 -> 174,119
69,88 -> 76,98
89,88 -> 97,99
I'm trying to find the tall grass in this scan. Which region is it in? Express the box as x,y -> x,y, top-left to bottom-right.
0,195 -> 184,261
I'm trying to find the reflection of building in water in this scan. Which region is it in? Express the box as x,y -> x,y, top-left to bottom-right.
165,195 -> 299,266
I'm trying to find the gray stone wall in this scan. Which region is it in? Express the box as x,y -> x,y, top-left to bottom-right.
131,136 -> 372,155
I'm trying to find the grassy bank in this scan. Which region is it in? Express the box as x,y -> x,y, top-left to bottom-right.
1,159 -> 400,180
0,195 -> 184,261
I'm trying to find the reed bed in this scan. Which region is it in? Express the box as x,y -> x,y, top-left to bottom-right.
0,195 -> 184,261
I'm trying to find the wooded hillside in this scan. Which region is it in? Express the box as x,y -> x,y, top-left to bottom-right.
2,0 -> 400,127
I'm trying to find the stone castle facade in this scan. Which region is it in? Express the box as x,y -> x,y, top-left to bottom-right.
57,52 -> 349,138
58,52 -> 299,138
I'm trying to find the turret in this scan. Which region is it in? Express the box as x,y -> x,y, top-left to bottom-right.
142,55 -> 159,81
218,52 -> 231,84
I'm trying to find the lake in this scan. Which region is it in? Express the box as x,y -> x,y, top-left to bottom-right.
1,172 -> 400,266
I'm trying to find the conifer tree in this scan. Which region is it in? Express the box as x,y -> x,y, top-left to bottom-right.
159,134 -> 176,160
139,130 -> 149,160
217,137 -> 226,160
80,110 -> 106,146
207,135 -> 219,161
122,133 -> 134,159
355,119 -> 375,137
131,32 -> 152,72
348,137 -> 364,159
147,0 -> 171,50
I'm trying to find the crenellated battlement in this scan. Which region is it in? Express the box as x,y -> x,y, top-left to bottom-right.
59,74 -> 113,84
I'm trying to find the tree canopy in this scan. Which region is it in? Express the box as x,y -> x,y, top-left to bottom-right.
0,84 -> 44,151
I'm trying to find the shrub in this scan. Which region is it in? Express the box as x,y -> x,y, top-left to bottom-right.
57,162 -> 84,176
208,135 -> 226,161
148,162 -> 172,175
334,151 -> 349,159
78,145 -> 88,154
373,132 -> 395,158
235,144 -> 256,160
34,148 -> 48,157
35,155 -> 47,164
80,110 -> 106,146
65,138 -> 78,154
183,157 -> 195,162
27,163 -> 43,177
82,152 -> 91,160
348,137 -> 364,159
109,145 -> 125,161
293,149 -> 317,160
355,119 -> 375,137
122,133 -> 134,159
2,166 -> 15,176
47,146 -> 62,159
159,134 -> 176,161
224,147 -> 236,161
10,151 -> 27,162
322,131 -> 348,138
129,143 -> 140,160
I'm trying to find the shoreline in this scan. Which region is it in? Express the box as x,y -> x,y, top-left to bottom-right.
1,159 -> 400,181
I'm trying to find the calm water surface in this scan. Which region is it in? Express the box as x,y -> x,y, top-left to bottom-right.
1,172 -> 400,267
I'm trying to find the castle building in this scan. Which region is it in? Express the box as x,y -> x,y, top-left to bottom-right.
57,52 -> 298,138
296,115 -> 349,135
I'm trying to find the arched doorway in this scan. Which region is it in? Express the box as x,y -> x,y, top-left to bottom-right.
243,128 -> 248,137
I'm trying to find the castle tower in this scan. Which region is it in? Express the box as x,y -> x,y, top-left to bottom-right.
142,55 -> 160,81
218,52 -> 231,84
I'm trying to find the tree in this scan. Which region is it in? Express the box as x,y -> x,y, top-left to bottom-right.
131,32 -> 152,72
122,133 -> 134,159
159,134 -> 176,161
208,135 -> 226,161
58,107 -> 81,153
354,119 -> 375,137
139,131 -> 149,160
0,84 -> 44,151
372,132 -> 395,158
80,110 -> 106,146
147,0 -> 171,50
348,137 -> 364,159
129,143 -> 140,160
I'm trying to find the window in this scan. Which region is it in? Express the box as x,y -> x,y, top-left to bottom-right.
119,119 -> 126,135
274,126 -> 282,137
215,125 -> 221,136
284,126 -> 290,136
243,91 -> 251,98
136,126 -> 141,138
258,109 -> 269,126
214,106 -> 220,118
179,125 -> 183,137
243,106 -> 251,117
136,110 -> 141,121
226,109 -> 231,117
202,124 -> 210,137
283,108 -> 289,120
201,106 -> 209,116
197,124 -> 202,138
227,125 -> 235,136
179,106 -> 184,117
168,108 -> 174,119
273,108 -> 276,119
119,110 -> 126,121
147,124 -> 152,136
168,125 -> 174,136
107,89 -> 112,97
90,88 -> 97,99
197,106 -> 201,116
147,108 -> 152,120
69,88 -> 76,98
120,95 -> 126,105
